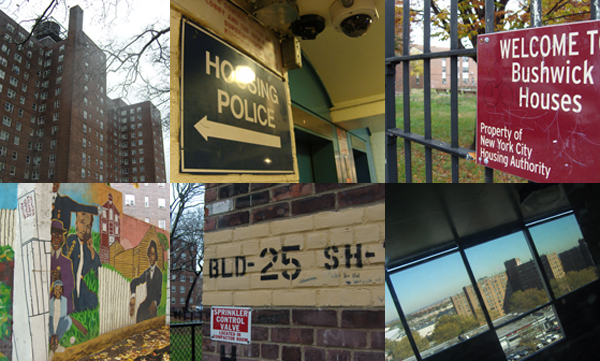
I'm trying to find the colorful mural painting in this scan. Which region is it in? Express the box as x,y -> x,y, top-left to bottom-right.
0,184 -> 17,361
46,184 -> 169,360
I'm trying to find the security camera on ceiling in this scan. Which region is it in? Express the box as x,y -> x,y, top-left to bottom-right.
330,0 -> 379,38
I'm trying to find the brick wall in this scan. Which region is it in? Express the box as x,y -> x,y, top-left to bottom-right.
202,183 -> 385,361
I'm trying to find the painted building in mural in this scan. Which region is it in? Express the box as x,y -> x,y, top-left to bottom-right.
0,185 -> 17,361
7,183 -> 169,361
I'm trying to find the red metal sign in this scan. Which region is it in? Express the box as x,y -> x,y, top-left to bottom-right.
477,20 -> 600,182
210,306 -> 251,344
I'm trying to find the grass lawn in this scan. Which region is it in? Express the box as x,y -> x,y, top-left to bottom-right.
171,325 -> 203,361
395,89 -> 527,183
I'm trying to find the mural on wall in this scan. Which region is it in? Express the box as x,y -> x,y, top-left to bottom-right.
48,184 -> 168,359
0,184 -> 17,361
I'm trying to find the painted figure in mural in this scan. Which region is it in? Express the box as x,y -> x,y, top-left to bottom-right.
51,183 -> 98,232
49,280 -> 72,353
65,212 -> 101,312
129,240 -> 162,322
50,220 -> 74,314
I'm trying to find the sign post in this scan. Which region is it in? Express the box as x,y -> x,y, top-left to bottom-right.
210,306 -> 252,345
477,20 -> 600,182
180,19 -> 295,174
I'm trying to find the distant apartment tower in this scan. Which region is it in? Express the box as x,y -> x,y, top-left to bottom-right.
505,253 -> 565,292
0,6 -> 166,182
559,239 -> 595,273
451,272 -> 511,321
110,182 -> 169,231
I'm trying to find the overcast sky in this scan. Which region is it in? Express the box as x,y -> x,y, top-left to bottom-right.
1,0 -> 170,179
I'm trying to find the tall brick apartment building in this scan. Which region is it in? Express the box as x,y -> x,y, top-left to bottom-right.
0,6 -> 166,182
451,272 -> 512,322
202,184 -> 385,361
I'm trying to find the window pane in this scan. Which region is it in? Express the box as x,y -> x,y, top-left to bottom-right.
385,283 -> 415,361
465,232 -> 549,323
388,252 -> 488,358
495,305 -> 564,359
528,214 -> 598,298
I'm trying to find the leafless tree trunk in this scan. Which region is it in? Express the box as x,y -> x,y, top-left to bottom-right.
170,183 -> 205,313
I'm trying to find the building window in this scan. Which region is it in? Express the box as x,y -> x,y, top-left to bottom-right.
48,169 -> 55,179
49,154 -> 56,163
2,116 -> 11,127
180,275 -> 186,282
50,140 -> 56,149
159,220 -> 166,229
145,196 -> 149,208
125,194 -> 135,206
11,151 -> 17,160
13,136 -> 19,145
32,171 -> 39,180
158,198 -> 165,209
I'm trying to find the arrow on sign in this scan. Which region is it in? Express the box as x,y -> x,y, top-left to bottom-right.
194,116 -> 281,149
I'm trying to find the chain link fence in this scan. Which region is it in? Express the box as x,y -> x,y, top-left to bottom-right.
171,322 -> 203,361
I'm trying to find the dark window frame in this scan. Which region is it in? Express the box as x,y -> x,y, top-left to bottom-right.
385,210 -> 595,360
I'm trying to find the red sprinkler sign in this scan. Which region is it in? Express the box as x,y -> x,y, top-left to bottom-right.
211,306 -> 251,344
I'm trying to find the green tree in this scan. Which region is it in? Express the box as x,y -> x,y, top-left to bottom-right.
565,267 -> 598,290
507,288 -> 549,313
386,331 -> 430,360
430,314 -> 479,344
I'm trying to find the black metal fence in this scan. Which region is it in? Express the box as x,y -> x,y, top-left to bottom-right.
385,0 -> 600,183
171,321 -> 203,361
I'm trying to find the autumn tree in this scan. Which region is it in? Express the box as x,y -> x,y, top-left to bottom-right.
551,266 -> 598,297
430,314 -> 479,344
386,331 -> 430,360
404,0 -> 595,59
507,288 -> 549,313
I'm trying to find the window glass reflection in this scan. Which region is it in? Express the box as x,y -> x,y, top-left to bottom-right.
528,214 -> 598,298
465,232 -> 549,323
388,252 -> 488,358
385,283 -> 415,360
495,305 -> 563,360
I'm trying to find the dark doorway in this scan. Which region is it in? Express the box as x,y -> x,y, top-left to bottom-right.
353,149 -> 371,183
295,128 -> 337,183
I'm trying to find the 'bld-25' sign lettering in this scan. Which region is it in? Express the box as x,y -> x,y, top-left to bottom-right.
209,244 -> 376,281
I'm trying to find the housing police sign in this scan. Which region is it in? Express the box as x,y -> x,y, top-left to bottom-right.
180,19 -> 294,174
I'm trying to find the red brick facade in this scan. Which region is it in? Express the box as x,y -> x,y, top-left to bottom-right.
0,7 -> 165,182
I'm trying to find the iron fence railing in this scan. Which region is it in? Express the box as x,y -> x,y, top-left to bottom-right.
385,0 -> 600,183
171,321 -> 203,361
